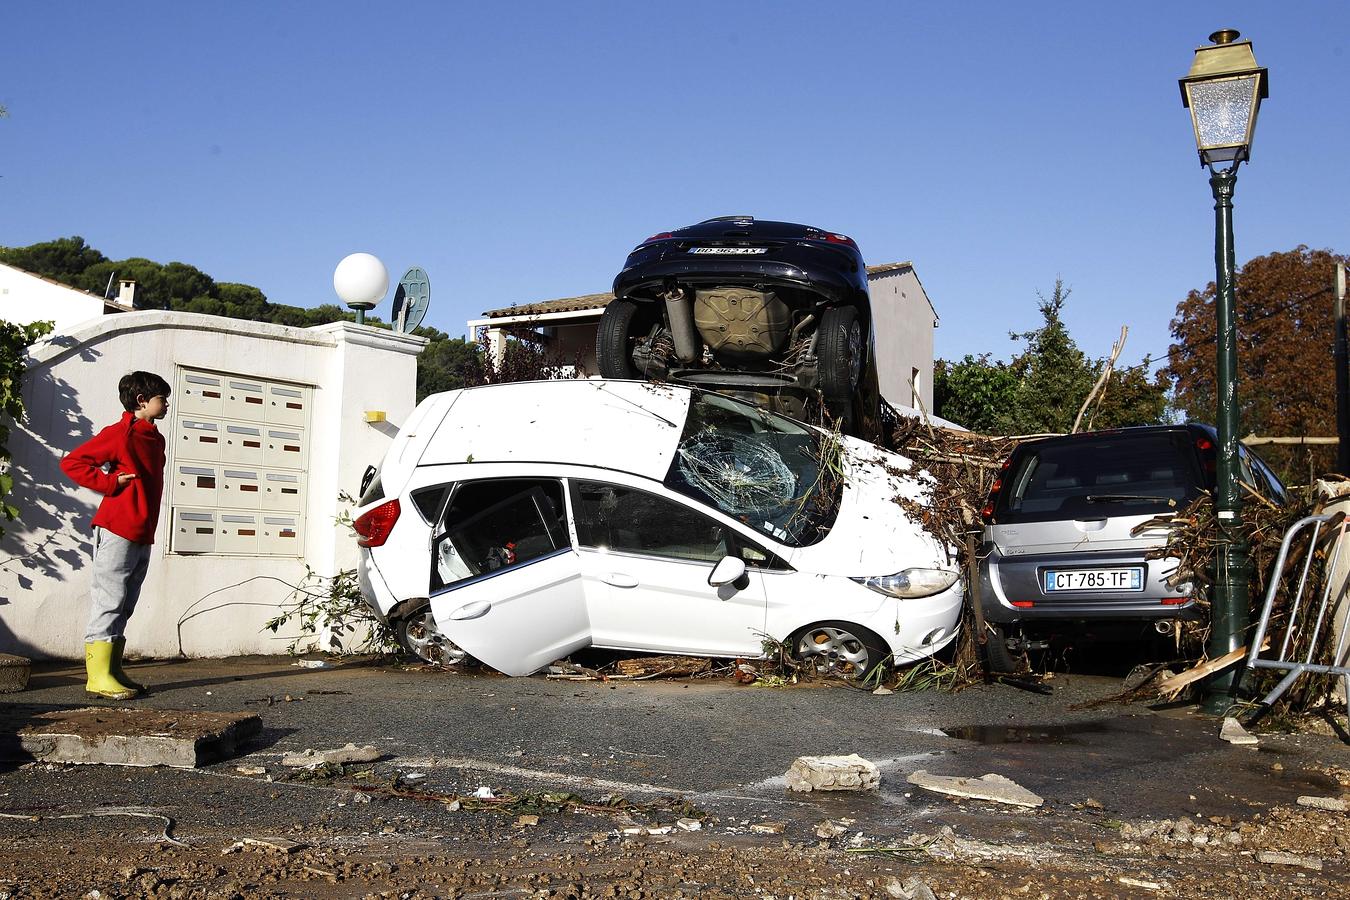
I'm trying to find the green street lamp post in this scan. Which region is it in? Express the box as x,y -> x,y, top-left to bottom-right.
1179,29 -> 1269,714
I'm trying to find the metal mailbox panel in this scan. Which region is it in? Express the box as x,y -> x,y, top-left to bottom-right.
221,423 -> 265,465
260,514 -> 302,555
173,464 -> 218,507
178,372 -> 224,416
265,383 -> 308,426
220,468 -> 262,509
224,378 -> 267,422
178,419 -> 221,462
264,428 -> 306,470
172,508 -> 216,553
217,513 -> 260,555
262,472 -> 302,511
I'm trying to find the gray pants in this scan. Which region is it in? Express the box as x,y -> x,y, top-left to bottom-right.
86,527 -> 152,643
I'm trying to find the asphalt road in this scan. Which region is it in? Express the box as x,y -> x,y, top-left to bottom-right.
6,654 -> 1347,836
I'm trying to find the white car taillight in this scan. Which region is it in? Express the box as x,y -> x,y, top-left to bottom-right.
851,568 -> 959,599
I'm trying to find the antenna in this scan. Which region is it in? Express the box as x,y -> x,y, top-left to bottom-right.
104,271 -> 115,299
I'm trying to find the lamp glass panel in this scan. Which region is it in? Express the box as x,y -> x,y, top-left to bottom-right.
1187,75 -> 1258,150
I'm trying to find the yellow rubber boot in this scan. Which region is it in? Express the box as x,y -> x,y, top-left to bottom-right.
110,638 -> 147,692
85,641 -> 137,700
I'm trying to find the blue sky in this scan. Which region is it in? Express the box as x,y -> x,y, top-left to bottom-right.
3,3 -> 1347,372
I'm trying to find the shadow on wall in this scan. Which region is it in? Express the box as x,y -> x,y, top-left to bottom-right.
0,355 -> 100,658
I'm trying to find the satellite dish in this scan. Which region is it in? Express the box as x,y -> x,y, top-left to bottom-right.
392,267 -> 431,333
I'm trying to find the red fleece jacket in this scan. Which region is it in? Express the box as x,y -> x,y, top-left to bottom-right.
60,411 -> 166,544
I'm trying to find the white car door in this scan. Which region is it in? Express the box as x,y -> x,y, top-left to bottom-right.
571,480 -> 769,658
428,478 -> 589,676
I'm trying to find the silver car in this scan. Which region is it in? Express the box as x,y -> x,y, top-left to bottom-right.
977,424 -> 1285,671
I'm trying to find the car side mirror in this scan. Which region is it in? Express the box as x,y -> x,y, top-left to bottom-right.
708,556 -> 748,589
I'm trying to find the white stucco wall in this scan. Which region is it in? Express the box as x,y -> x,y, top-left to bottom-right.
0,311 -> 425,660
868,268 -> 937,412
0,264 -> 109,333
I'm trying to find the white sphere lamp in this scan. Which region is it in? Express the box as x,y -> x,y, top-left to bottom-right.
333,252 -> 389,325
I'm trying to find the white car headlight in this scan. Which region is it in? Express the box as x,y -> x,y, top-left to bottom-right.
851,568 -> 960,599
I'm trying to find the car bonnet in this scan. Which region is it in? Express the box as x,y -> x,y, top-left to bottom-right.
785,436 -> 955,578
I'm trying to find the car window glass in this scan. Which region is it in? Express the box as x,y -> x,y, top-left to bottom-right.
663,391 -> 841,546
999,432 -> 1199,523
574,481 -> 733,564
432,479 -> 567,591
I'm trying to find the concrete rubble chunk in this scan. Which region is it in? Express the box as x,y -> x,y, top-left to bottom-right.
0,653 -> 31,693
907,770 -> 1043,808
1219,717 -> 1259,746
0,706 -> 260,769
1296,795 -> 1348,812
280,742 -> 380,768
1256,850 -> 1322,871
785,754 -> 880,792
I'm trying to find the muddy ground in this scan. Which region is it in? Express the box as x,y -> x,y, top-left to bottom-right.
1,656 -> 1348,899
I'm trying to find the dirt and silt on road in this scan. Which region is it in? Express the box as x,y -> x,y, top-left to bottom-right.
1,657 -> 1349,898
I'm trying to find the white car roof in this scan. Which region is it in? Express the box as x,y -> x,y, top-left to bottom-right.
414,380 -> 691,481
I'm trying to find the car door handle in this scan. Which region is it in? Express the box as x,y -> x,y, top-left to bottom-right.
449,600 -> 492,620
602,573 -> 639,588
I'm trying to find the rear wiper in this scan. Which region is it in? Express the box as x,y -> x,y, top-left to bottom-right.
1086,494 -> 1177,507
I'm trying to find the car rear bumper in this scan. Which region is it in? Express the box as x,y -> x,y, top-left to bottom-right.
613,255 -> 860,308
357,549 -> 396,623
978,546 -> 1201,624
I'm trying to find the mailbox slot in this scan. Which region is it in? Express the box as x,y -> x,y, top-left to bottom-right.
221,424 -> 264,464
172,509 -> 216,553
263,472 -> 301,511
261,515 -> 301,555
178,373 -> 224,416
264,428 -> 306,469
175,464 -> 218,507
266,384 -> 308,425
179,419 -> 220,461
220,468 -> 261,509
218,513 -> 260,554
225,379 -> 267,422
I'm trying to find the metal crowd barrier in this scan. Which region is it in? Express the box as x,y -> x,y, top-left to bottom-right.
1243,513 -> 1350,725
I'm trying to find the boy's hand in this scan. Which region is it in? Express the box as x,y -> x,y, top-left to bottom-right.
116,472 -> 137,487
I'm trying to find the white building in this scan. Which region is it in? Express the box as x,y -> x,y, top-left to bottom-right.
1,262 -> 135,332
0,311 -> 425,660
468,263 -> 939,412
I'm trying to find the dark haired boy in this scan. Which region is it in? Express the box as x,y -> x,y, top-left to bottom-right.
60,371 -> 170,700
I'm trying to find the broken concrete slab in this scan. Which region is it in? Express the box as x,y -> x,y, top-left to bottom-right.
906,770 -> 1043,808
280,742 -> 380,768
0,653 -> 31,693
0,706 -> 260,769
1219,717 -> 1259,746
1296,795 -> 1349,812
785,754 -> 880,792
1256,850 -> 1323,871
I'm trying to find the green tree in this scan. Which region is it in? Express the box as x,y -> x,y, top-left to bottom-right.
1000,279 -> 1095,434
416,336 -> 484,401
0,318 -> 55,535
933,354 -> 1016,433
0,236 -> 107,284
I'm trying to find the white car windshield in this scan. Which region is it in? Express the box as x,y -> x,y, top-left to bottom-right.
663,391 -> 842,547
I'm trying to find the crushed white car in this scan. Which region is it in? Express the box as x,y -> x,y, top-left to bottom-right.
352,380 -> 961,678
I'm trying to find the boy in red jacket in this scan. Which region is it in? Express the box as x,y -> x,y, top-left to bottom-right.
60,371 -> 170,700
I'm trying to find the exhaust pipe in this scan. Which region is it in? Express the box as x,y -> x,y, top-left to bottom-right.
661,286 -> 701,363
1154,619 -> 1174,636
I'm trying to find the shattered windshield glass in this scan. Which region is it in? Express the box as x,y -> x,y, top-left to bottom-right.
664,391 -> 842,547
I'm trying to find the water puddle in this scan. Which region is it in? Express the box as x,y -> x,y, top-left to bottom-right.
941,722 -> 1109,744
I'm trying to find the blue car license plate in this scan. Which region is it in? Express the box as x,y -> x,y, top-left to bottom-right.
1044,567 -> 1144,592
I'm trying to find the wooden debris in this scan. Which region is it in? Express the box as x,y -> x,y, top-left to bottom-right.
613,656 -> 711,678
1156,642 -> 1266,700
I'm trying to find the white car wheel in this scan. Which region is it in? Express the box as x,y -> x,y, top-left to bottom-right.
395,605 -> 472,667
792,621 -> 888,680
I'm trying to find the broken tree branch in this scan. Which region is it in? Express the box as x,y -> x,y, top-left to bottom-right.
1072,326 -> 1127,434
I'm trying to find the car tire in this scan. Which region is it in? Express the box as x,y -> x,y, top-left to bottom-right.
597,299 -> 659,379
816,306 -> 864,430
791,620 -> 890,681
393,604 -> 473,667
982,623 -> 1024,674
